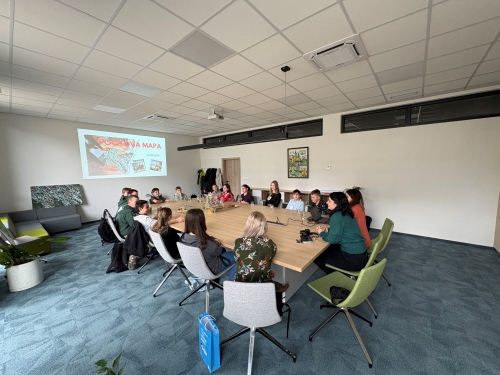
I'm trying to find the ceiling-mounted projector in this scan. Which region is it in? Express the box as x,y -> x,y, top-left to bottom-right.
208,109 -> 223,121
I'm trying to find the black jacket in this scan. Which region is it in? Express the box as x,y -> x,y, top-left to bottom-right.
123,221 -> 150,257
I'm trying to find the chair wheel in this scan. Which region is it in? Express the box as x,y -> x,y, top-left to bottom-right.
293,356 -> 297,363
153,294 -> 157,297
369,323 -> 373,327
369,363 -> 373,368
374,316 -> 378,319
308,337 -> 312,342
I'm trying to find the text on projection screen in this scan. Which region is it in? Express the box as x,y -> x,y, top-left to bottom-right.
77,128 -> 167,179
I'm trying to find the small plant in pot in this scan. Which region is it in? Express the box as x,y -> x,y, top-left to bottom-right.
0,237 -> 70,292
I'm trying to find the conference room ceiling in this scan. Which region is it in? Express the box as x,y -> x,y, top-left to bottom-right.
0,0 -> 499,137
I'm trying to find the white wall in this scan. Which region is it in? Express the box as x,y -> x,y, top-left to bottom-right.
200,113 -> 500,247
0,113 -> 201,222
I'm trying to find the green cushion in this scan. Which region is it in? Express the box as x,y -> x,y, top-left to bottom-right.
0,215 -> 17,238
0,215 -> 51,255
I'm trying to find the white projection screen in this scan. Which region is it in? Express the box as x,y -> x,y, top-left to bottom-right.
77,129 -> 167,179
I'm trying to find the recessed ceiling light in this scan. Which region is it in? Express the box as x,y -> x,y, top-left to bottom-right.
92,105 -> 126,114
120,81 -> 163,98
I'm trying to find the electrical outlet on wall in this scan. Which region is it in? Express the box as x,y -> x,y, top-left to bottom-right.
326,165 -> 331,170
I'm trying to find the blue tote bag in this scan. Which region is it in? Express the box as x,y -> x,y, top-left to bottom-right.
198,312 -> 220,373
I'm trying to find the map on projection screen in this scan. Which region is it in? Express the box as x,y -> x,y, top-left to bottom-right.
77,129 -> 167,179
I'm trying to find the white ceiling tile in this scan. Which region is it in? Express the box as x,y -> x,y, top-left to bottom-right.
268,57 -> 318,82
303,84 -> 342,100
47,114 -> 78,121
485,42 -> 500,61
66,79 -> 115,96
468,71 -> 500,87
292,101 -> 322,111
253,111 -> 278,119
201,0 -> 276,52
316,94 -> 351,107
241,34 -> 301,69
352,95 -> 386,107
210,55 -> 263,81
60,89 -> 103,103
427,18 -> 499,58
172,106 -> 195,115
476,58 -> 500,75
95,26 -> 164,66
12,47 -> 78,77
187,70 -> 233,90
156,0 -> 231,26
336,74 -> 378,93
12,78 -> 64,97
426,45 -> 490,74
381,77 -> 423,94
376,61 -> 424,85
197,92 -> 232,106
11,65 -> 71,88
73,66 -> 127,88
369,41 -> 426,73
430,0 -> 500,37
249,0 -> 336,30
303,107 -> 332,116
360,10 -> 427,55
15,0 -> 105,46
239,93 -> 273,105
386,89 -> 422,102
283,5 -> 352,53
424,78 -> 468,95
238,106 -> 265,115
97,97 -> 135,110
11,101 -> 50,113
344,0 -> 428,33
0,41 -> 8,62
129,69 -> 180,91
220,100 -> 249,110
0,15 -> 9,44
56,97 -> 96,109
59,0 -> 122,22
11,88 -> 58,103
52,103 -> 89,114
112,0 -> 193,50
325,102 -> 357,112
12,106 -> 49,115
0,0 -> 9,17
83,49 -> 143,79
13,22 -> 89,64
181,99 -> 212,110
169,82 -> 210,98
217,82 -> 256,99
154,91 -> 190,105
256,100 -> 285,111
289,73 -> 331,92
325,60 -> 372,82
149,52 -> 205,80
240,72 -> 282,91
346,86 -> 383,101
0,59 -> 9,76
132,99 -> 175,112
11,96 -> 54,109
261,84 -> 299,100
107,90 -> 148,105
425,65 -> 477,86
81,109 -> 116,119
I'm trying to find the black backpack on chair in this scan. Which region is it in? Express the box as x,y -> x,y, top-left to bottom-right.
365,216 -> 372,231
98,209 -> 118,245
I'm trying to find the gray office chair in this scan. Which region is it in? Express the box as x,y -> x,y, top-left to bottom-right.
252,196 -> 262,205
149,231 -> 191,297
221,281 -> 296,374
177,243 -> 234,313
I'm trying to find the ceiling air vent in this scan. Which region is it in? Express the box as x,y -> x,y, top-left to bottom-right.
143,114 -> 171,121
303,34 -> 367,72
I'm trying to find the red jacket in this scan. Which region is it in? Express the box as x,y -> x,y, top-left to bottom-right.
217,192 -> 234,202
351,204 -> 371,248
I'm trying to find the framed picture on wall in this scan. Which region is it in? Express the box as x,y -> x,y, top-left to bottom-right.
288,147 -> 309,178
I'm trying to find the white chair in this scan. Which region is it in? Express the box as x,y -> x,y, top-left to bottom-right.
221,281 -> 297,374
177,243 -> 234,313
104,210 -> 125,255
149,231 -> 191,297
252,196 -> 262,205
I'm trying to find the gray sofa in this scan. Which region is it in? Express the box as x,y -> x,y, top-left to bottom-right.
36,205 -> 82,234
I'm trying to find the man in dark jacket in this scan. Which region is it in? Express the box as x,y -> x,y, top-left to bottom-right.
116,195 -> 138,237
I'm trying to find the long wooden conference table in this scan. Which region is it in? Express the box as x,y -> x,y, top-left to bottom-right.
151,200 -> 330,302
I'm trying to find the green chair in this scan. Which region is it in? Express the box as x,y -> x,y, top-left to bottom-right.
326,234 -> 383,318
308,259 -> 387,368
368,218 -> 394,286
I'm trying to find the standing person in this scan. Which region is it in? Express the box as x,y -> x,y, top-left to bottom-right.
286,189 -> 305,211
151,207 -> 180,259
134,200 -> 156,232
149,188 -> 166,204
217,183 -> 234,203
345,189 -> 371,248
180,209 -> 236,280
116,195 -> 139,237
240,184 -> 254,204
173,186 -> 188,201
263,180 -> 281,207
308,189 -> 331,215
118,187 -> 130,207
314,192 -> 367,274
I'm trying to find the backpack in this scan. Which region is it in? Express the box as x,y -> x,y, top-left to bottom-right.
106,242 -> 129,273
98,209 -> 117,245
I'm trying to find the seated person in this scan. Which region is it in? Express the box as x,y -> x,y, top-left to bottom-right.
240,184 -> 254,204
180,208 -> 235,280
211,184 -> 220,195
286,189 -> 305,211
314,192 -> 367,274
134,200 -> 156,232
151,207 -> 180,259
263,180 -> 281,207
173,186 -> 188,201
217,183 -> 234,203
346,189 -> 371,248
118,187 -> 130,207
149,188 -> 166,204
128,189 -> 138,197
116,195 -> 139,237
308,189 -> 331,216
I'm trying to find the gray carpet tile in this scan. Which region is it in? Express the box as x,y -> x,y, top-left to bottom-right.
1,223 -> 500,374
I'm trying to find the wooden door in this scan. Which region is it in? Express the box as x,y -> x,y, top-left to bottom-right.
222,158 -> 241,197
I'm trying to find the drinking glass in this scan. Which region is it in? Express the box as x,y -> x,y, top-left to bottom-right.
270,205 -> 274,211
251,202 -> 254,208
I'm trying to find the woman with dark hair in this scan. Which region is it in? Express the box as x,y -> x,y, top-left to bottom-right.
217,183 -> 234,202
313,192 -> 367,273
240,184 -> 254,204
180,209 -> 236,279
345,189 -> 371,248
263,180 -> 281,207
151,207 -> 180,259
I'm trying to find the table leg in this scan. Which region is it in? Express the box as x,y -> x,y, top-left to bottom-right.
272,262 -> 318,302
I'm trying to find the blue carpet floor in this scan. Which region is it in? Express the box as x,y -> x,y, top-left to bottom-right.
1,223 -> 500,374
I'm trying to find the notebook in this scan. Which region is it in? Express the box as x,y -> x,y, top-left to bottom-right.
309,206 -> 329,224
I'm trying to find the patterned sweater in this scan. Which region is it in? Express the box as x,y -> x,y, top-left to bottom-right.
234,237 -> 277,282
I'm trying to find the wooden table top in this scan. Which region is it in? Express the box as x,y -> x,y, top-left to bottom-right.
150,200 -> 329,272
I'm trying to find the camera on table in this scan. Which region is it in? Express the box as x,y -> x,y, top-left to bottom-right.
300,229 -> 311,242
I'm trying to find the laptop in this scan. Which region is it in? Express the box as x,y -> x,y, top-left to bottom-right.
309,206 -> 329,224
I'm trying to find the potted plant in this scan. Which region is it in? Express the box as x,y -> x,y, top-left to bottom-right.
0,237 -> 69,292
